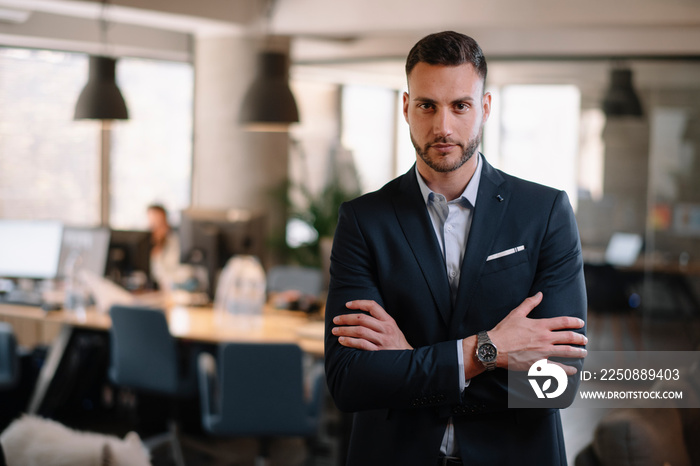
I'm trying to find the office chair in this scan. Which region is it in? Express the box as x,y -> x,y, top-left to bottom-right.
109,305 -> 198,466
0,322 -> 18,390
266,265 -> 323,297
197,343 -> 325,464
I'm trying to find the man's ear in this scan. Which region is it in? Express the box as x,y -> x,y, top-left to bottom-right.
402,92 -> 410,123
482,91 -> 492,123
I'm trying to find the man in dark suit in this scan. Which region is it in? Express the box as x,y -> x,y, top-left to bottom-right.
325,31 -> 587,465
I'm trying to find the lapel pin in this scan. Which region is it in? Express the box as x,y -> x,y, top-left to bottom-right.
496,195 -> 504,202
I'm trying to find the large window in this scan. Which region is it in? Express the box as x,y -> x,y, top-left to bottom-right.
111,57 -> 193,229
0,49 -> 99,225
484,85 -> 581,208
0,47 -> 193,228
341,84 -> 397,193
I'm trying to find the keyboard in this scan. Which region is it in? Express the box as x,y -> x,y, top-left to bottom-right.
1,289 -> 44,306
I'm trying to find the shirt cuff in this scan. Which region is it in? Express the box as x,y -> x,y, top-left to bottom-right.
456,339 -> 470,391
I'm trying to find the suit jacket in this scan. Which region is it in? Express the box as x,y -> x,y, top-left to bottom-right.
325,157 -> 587,466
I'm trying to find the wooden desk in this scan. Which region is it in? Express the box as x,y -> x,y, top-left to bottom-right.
0,303 -> 63,348
616,259 -> 700,276
0,302 -> 325,415
0,303 -> 324,355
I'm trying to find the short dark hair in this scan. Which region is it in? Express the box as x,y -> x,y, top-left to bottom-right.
405,31 -> 487,83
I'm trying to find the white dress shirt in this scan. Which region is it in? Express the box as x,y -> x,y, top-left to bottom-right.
415,154 -> 483,456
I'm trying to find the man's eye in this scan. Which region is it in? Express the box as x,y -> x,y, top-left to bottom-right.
418,103 -> 433,110
455,103 -> 469,111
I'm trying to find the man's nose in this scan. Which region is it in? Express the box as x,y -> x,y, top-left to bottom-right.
433,108 -> 453,138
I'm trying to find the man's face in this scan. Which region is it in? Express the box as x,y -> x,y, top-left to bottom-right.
403,62 -> 491,174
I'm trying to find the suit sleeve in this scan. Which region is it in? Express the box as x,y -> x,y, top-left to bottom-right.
324,202 -> 463,413
527,190 -> 587,406
461,189 -> 587,410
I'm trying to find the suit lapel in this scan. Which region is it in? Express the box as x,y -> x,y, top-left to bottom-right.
392,167 -> 452,326
449,160 -> 508,338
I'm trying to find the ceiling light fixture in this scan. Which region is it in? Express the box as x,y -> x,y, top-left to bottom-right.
74,0 -> 128,121
73,0 -> 128,227
239,0 -> 299,132
74,55 -> 129,120
240,50 -> 299,132
602,67 -> 643,117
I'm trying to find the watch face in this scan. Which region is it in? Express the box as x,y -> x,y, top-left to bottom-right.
478,343 -> 497,362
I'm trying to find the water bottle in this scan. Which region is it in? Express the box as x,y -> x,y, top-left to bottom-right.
214,255 -> 266,330
63,250 -> 87,319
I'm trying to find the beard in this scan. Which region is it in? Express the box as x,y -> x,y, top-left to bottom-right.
411,131 -> 482,173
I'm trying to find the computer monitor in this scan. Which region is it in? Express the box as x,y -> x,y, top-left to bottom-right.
105,230 -> 151,289
605,232 -> 644,267
0,219 -> 63,279
56,227 -> 111,279
179,209 -> 265,298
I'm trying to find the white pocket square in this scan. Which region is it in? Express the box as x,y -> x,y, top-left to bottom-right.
486,245 -> 525,262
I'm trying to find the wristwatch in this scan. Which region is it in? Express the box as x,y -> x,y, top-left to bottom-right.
476,331 -> 498,371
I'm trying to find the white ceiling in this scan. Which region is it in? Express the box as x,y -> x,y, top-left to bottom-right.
2,0 -> 700,83
2,0 -> 700,57
273,0 -> 700,34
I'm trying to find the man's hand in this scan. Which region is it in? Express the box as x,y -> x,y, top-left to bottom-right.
332,300 -> 413,351
488,292 -> 587,375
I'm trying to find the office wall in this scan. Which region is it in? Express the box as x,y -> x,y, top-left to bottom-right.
192,34 -> 291,263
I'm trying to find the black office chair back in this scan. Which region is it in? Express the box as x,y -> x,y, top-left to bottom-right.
0,322 -> 18,389
218,343 -> 312,436
109,306 -> 180,395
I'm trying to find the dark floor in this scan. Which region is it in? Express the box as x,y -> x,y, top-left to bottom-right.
65,389 -> 343,466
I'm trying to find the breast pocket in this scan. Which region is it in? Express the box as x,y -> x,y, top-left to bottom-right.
482,248 -> 529,275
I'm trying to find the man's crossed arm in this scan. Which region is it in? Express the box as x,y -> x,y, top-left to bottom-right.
331,291 -> 587,380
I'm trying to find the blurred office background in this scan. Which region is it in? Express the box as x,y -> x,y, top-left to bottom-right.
0,1 -> 700,465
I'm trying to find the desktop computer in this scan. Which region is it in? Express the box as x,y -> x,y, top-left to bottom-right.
57,227 -> 111,279
56,227 -> 112,311
0,219 -> 64,305
179,209 -> 265,299
105,230 -> 152,291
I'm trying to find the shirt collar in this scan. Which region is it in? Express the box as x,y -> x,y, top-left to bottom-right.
415,152 -> 482,207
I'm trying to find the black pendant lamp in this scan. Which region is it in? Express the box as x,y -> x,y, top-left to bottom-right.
240,51 -> 299,132
602,68 -> 643,118
74,55 -> 129,120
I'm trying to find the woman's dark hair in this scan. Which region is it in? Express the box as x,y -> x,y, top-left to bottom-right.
405,31 -> 487,83
147,204 -> 167,217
